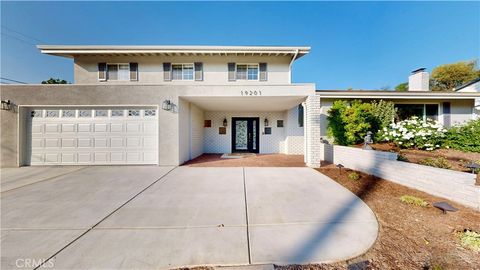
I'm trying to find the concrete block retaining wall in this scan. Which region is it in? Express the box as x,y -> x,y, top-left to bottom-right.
320,143 -> 480,210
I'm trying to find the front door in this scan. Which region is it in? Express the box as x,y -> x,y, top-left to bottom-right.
232,117 -> 259,153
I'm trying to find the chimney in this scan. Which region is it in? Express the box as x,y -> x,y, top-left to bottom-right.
408,68 -> 430,91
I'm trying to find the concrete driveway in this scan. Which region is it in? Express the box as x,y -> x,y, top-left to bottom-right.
1,166 -> 378,269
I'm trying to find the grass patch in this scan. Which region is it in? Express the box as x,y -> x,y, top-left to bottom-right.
347,172 -> 360,181
400,195 -> 428,207
459,230 -> 480,252
419,157 -> 452,169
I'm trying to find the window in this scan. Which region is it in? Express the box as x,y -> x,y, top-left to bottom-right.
107,64 -> 130,81
236,64 -> 258,80
395,104 -> 439,122
95,110 -> 108,117
78,110 -> 92,118
111,110 -> 124,117
45,110 -> 59,118
62,110 -> 75,118
172,64 -> 194,80
128,109 -> 140,117
144,109 -> 156,117
298,105 -> 304,127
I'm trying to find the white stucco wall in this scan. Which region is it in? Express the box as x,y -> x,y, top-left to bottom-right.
190,103 -> 204,159
203,111 -> 288,154
74,55 -> 292,85
179,99 -> 205,164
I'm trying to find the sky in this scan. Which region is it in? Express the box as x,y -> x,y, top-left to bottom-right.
1,1 -> 479,89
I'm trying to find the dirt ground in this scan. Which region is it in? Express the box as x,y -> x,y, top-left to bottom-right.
303,164 -> 480,270
355,143 -> 480,173
182,154 -> 306,167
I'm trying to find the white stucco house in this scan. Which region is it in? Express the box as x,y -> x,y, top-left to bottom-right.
1,45 -> 479,168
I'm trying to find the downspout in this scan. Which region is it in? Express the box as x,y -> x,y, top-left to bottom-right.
288,49 -> 299,84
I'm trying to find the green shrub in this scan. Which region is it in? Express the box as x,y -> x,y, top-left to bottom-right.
419,157 -> 452,169
397,153 -> 408,162
444,119 -> 480,153
327,100 -> 381,145
459,230 -> 480,252
380,116 -> 447,150
400,195 -> 428,207
348,172 -> 360,181
371,100 -> 397,131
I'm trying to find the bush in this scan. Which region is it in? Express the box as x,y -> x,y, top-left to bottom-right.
371,100 -> 396,130
444,119 -> 480,153
348,172 -> 360,181
327,100 -> 381,145
400,195 -> 428,207
419,157 -> 452,169
380,116 -> 447,150
459,230 -> 480,252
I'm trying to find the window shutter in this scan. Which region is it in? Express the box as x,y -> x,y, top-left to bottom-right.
98,63 -> 107,81
129,63 -> 138,81
163,63 -> 172,81
259,63 -> 267,81
194,62 -> 203,81
228,63 -> 236,81
443,102 -> 451,128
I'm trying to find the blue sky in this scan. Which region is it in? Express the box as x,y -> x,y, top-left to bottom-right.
1,1 -> 479,89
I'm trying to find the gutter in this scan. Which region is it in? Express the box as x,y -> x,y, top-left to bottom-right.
288,49 -> 299,84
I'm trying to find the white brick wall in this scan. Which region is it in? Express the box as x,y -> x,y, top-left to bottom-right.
285,106 -> 304,154
204,111 -> 287,154
306,96 -> 322,167
321,143 -> 480,210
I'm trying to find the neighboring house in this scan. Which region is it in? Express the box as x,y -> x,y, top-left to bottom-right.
1,45 -> 479,168
455,77 -> 480,119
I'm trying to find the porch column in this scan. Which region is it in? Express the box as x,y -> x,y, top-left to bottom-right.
305,95 -> 321,168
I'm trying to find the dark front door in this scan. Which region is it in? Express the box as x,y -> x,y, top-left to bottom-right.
232,117 -> 259,153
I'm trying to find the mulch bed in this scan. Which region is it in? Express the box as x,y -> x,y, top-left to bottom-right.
301,164 -> 480,270
355,143 -> 480,173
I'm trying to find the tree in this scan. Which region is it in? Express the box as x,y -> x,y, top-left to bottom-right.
41,78 -> 68,84
430,61 -> 480,91
395,82 -> 408,91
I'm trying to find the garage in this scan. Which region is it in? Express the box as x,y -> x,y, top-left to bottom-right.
26,107 -> 158,165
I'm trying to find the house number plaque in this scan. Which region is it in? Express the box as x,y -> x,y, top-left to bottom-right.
240,90 -> 262,96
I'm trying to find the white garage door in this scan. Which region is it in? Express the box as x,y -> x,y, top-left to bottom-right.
27,107 -> 158,165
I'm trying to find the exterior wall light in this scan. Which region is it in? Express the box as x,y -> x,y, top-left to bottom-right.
1,100 -> 12,111
264,118 -> 269,127
162,100 -> 172,111
223,118 -> 228,127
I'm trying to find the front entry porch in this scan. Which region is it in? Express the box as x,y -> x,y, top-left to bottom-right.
183,153 -> 306,167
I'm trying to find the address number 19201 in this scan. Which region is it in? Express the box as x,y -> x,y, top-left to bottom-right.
241,90 -> 262,96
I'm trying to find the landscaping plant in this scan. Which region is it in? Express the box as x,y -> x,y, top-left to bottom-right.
400,195 -> 428,207
444,119 -> 480,153
327,100 -> 382,145
380,116 -> 447,150
419,157 -> 452,169
459,230 -> 480,252
348,172 -> 360,181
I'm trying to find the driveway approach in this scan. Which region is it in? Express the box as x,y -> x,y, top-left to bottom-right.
1,166 -> 378,269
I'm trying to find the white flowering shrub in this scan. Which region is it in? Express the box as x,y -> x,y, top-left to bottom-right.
380,116 -> 447,150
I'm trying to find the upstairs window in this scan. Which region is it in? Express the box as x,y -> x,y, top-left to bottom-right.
172,64 -> 194,80
235,64 -> 258,81
107,64 -> 130,81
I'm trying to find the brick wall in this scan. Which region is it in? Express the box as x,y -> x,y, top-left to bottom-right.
306,96 -> 322,167
321,143 -> 480,210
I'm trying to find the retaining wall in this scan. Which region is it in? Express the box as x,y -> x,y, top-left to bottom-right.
320,143 -> 480,210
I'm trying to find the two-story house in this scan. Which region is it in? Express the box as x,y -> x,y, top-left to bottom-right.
1,45 -> 479,169
0,46 -> 317,167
